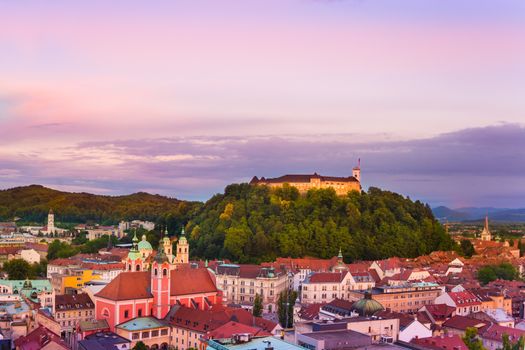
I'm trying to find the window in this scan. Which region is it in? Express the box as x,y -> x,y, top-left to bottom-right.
132,333 -> 140,340
152,330 -> 159,337
154,268 -> 158,276
163,269 -> 168,276
124,310 -> 129,318
161,329 -> 168,336
142,331 -> 150,338
138,309 -> 142,317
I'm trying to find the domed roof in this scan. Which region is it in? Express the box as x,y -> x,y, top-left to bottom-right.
154,249 -> 169,264
138,235 -> 153,250
178,228 -> 187,244
350,291 -> 384,316
127,249 -> 142,261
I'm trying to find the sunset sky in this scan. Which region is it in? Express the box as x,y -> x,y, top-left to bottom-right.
1,0 -> 524,207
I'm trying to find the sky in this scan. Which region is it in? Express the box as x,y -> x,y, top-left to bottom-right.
0,0 -> 524,207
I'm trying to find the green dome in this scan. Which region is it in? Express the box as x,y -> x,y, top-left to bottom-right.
351,291 -> 384,316
127,250 -> 142,261
138,235 -> 153,250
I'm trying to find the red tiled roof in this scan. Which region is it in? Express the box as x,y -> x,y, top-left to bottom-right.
170,268 -> 218,296
25,242 -> 49,252
55,293 -> 94,310
168,305 -> 277,334
95,271 -> 152,301
480,323 -> 525,342
273,257 -> 338,271
448,291 -> 482,306
308,271 -> 348,283
442,316 -> 486,331
14,325 -> 68,350
205,321 -> 271,340
411,334 -> 468,350
298,303 -> 324,320
422,304 -> 456,321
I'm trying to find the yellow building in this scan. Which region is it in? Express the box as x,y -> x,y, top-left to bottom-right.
51,269 -> 101,294
250,167 -> 361,196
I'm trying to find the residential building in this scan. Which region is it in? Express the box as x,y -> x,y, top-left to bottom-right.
167,304 -> 279,350
297,329 -> 372,350
207,335 -> 306,350
348,283 -> 443,314
53,293 -> 95,338
213,263 -> 288,312
434,291 -> 482,316
115,316 -> 170,349
14,325 -> 68,350
51,268 -> 101,294
79,331 -> 131,350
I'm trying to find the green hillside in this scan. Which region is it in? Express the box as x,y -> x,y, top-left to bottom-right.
0,185 -> 200,226
187,184 -> 455,263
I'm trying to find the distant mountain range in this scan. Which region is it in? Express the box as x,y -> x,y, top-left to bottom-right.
432,206 -> 525,222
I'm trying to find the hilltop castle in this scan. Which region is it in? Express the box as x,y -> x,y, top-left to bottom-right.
250,161 -> 361,196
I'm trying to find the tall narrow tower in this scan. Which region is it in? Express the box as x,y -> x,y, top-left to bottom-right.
176,228 -> 189,264
352,158 -> 361,183
47,209 -> 55,235
151,249 -> 171,319
480,216 -> 492,241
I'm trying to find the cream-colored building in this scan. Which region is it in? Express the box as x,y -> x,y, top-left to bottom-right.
53,293 -> 95,337
348,282 -> 443,314
115,316 -> 170,350
250,167 -> 361,196
301,270 -> 376,304
213,264 -> 288,313
19,249 -> 41,264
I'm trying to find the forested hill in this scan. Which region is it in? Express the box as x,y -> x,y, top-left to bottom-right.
187,184 -> 455,263
0,185 -> 200,225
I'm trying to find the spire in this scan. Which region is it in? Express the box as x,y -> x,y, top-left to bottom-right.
485,215 -> 489,231
338,247 -> 343,259
132,229 -> 139,250
181,227 -> 185,236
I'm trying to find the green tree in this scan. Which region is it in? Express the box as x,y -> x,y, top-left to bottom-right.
253,293 -> 263,317
462,327 -> 486,350
2,259 -> 35,280
502,334 -> 524,350
47,240 -> 79,260
277,290 -> 297,328
132,341 -> 148,350
477,263 -> 518,285
460,239 -> 476,258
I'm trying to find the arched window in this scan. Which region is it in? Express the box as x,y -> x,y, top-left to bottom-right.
128,265 -> 131,271
136,265 -> 141,271
154,268 -> 158,276
102,308 -> 110,317
163,269 -> 167,276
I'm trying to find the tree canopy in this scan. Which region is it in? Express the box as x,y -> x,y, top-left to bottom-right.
0,184 -> 199,226
477,263 -> 518,285
187,184 -> 454,263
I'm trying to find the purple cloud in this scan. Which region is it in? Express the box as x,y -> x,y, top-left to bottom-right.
0,124 -> 524,207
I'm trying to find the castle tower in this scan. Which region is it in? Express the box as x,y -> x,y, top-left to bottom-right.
47,209 -> 55,235
176,228 -> 189,264
352,158 -> 361,183
151,249 -> 171,319
480,216 -> 492,241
